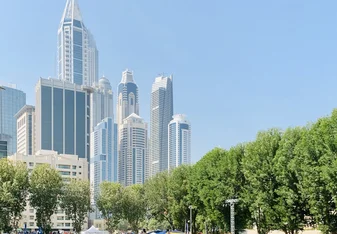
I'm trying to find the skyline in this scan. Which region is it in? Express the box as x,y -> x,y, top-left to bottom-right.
1,1 -> 337,162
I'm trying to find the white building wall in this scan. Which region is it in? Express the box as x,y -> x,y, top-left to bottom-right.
7,150 -> 88,231
15,105 -> 35,155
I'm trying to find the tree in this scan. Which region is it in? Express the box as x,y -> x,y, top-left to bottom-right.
0,159 -> 29,233
242,129 -> 282,234
122,184 -> 146,233
295,111 -> 337,234
29,164 -> 63,233
96,182 -> 124,234
273,127 -> 308,234
167,165 -> 192,231
60,180 -> 92,233
144,171 -> 174,229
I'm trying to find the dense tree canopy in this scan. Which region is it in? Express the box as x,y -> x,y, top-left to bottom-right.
5,109 -> 337,234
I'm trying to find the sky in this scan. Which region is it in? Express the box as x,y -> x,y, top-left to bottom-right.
1,0 -> 337,162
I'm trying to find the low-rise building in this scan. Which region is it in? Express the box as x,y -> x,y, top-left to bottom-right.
8,150 -> 89,231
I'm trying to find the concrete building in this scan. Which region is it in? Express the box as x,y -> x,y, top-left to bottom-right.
150,75 -> 173,176
8,150 -> 88,231
0,83 -> 26,157
35,78 -> 92,160
119,113 -> 148,186
15,105 -> 36,155
58,0 -> 98,86
168,114 -> 191,171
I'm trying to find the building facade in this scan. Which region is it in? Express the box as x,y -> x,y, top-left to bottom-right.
8,150 -> 88,231
15,105 -> 36,155
0,83 -> 26,157
168,114 -> 191,171
119,113 -> 148,186
35,78 -> 92,160
58,0 -> 98,86
90,76 -> 113,132
150,75 -> 173,176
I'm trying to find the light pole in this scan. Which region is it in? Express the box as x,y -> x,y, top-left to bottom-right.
225,199 -> 239,234
189,205 -> 193,234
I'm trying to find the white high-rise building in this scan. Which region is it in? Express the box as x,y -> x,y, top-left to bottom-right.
150,75 -> 173,176
8,150 -> 88,231
90,117 -> 115,219
15,105 -> 36,155
35,78 -> 92,160
119,113 -> 148,186
168,114 -> 191,171
58,0 -> 99,86
90,76 -> 113,132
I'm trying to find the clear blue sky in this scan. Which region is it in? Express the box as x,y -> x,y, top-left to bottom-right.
1,0 -> 337,162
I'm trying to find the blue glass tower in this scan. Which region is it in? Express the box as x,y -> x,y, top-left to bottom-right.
0,84 -> 26,157
58,0 -> 98,86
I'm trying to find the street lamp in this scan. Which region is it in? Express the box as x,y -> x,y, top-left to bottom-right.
189,205 -> 193,234
225,199 -> 239,234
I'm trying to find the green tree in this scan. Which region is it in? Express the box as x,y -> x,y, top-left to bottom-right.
273,127 -> 308,234
295,110 -> 337,234
29,164 -> 63,233
0,159 -> 29,233
122,184 -> 146,233
96,182 -> 124,234
60,180 -> 92,233
242,129 -> 282,234
144,171 -> 174,229
167,165 -> 192,231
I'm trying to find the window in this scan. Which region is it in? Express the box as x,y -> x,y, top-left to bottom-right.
29,162 -> 34,167
72,165 -> 76,169
29,209 -> 34,213
72,172 -> 76,176
65,223 -> 71,227
29,222 -> 34,227
57,216 -> 64,220
58,164 -> 70,169
60,171 -> 71,176
30,216 -> 34,220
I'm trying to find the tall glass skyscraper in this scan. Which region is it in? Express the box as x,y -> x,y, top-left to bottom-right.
58,0 -> 99,86
168,114 -> 191,171
0,83 -> 26,157
116,69 -> 139,128
90,117 -> 116,218
150,75 -> 173,176
35,78 -> 92,160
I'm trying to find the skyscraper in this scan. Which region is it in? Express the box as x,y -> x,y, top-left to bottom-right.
0,83 -> 26,157
116,69 -> 139,127
58,0 -> 99,86
168,114 -> 191,171
90,117 -> 115,218
35,78 -> 92,160
150,75 -> 173,176
15,105 -> 36,155
90,76 -> 114,132
119,113 -> 148,186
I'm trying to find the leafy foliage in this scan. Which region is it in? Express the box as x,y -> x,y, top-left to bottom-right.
29,164 -> 63,233
0,159 -> 29,233
60,180 -> 92,233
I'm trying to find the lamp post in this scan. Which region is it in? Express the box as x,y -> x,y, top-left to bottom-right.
225,199 -> 239,234
189,205 -> 193,234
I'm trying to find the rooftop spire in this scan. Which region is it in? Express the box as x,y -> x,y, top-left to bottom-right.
61,0 -> 83,22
